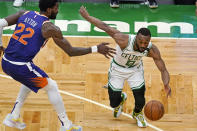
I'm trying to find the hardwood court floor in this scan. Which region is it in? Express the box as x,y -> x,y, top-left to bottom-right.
0,37 -> 197,131
0,77 -> 197,131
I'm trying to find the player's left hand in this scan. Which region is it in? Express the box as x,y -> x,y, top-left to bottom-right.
164,85 -> 171,98
0,46 -> 4,57
97,42 -> 116,59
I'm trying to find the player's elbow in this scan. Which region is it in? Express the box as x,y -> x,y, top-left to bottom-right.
67,53 -> 75,57
65,50 -> 74,57
65,49 -> 75,57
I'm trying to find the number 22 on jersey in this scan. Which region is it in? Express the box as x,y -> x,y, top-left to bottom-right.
12,23 -> 35,45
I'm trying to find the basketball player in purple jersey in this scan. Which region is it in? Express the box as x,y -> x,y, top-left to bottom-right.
0,0 -> 115,131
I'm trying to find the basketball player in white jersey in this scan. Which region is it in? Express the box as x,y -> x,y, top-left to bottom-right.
80,6 -> 171,127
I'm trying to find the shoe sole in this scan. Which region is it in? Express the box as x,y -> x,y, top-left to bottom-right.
149,6 -> 158,9
110,4 -> 119,8
148,4 -> 158,8
60,126 -> 82,131
3,118 -> 26,129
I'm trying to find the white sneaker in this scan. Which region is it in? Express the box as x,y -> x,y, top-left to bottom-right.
132,111 -> 147,128
113,92 -> 127,118
148,0 -> 158,9
60,124 -> 82,131
110,0 -> 119,8
13,0 -> 25,7
3,113 -> 26,129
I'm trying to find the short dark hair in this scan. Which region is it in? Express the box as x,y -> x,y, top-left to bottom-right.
137,28 -> 151,37
39,0 -> 60,12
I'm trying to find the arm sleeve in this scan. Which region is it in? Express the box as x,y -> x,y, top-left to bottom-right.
0,19 -> 8,46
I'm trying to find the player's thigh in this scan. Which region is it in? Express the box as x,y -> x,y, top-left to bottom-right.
2,60 -> 48,93
127,66 -> 145,90
108,63 -> 130,91
108,75 -> 125,91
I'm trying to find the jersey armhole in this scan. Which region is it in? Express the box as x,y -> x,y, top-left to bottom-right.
148,42 -> 152,49
122,34 -> 131,51
22,11 -> 30,16
42,20 -> 51,25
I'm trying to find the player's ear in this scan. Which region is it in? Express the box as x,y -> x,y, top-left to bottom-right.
46,8 -> 52,15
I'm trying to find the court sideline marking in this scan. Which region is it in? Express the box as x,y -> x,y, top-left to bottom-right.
0,73 -> 163,131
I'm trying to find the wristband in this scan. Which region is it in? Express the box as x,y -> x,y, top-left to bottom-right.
0,19 -> 8,27
91,45 -> 98,53
0,19 -> 8,47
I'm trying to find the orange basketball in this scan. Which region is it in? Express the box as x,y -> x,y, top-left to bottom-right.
144,100 -> 165,121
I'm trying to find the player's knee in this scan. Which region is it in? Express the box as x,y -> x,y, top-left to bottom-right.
43,78 -> 58,91
108,85 -> 122,108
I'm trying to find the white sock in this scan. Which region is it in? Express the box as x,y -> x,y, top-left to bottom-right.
43,78 -> 71,129
11,85 -> 31,119
58,112 -> 72,129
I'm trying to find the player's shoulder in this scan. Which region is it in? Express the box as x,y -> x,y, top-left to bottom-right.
17,10 -> 29,17
42,21 -> 60,32
42,22 -> 61,39
148,44 -> 161,58
150,44 -> 158,50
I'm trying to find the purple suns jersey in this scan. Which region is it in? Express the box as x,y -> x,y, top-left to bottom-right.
4,11 -> 49,62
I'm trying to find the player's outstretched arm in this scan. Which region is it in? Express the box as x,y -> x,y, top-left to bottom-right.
148,44 -> 171,98
4,10 -> 26,26
79,6 -> 129,50
0,10 -> 26,55
42,22 -> 116,58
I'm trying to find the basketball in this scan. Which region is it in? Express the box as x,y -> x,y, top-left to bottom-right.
144,100 -> 165,121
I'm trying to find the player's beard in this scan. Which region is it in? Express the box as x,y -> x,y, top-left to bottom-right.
136,43 -> 147,53
49,12 -> 57,19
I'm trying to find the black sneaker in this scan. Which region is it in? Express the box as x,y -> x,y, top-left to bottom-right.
148,0 -> 158,9
110,0 -> 119,8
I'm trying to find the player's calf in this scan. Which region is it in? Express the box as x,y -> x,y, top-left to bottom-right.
113,92 -> 127,118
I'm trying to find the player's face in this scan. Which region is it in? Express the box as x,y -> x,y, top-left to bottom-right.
136,33 -> 150,53
49,3 -> 59,19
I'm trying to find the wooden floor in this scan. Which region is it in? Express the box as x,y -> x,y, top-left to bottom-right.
0,36 -> 197,131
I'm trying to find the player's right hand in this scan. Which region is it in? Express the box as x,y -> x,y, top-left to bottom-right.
97,42 -> 116,59
79,6 -> 90,19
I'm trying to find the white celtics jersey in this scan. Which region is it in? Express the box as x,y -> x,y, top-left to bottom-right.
113,34 -> 152,68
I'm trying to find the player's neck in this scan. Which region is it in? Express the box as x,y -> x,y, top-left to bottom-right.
39,12 -> 49,18
133,40 -> 138,51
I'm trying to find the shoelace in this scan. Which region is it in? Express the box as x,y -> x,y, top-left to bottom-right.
114,105 -> 121,112
136,113 -> 145,122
